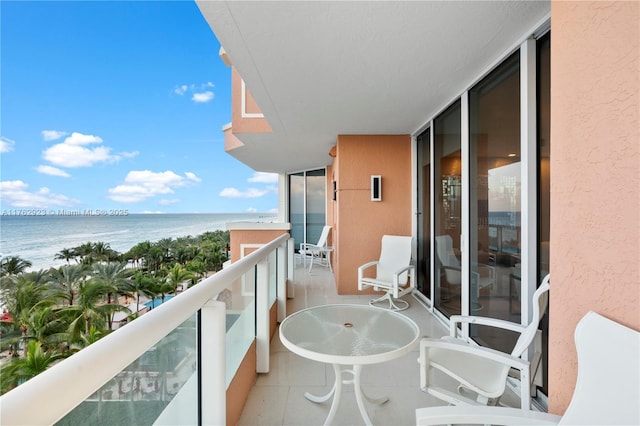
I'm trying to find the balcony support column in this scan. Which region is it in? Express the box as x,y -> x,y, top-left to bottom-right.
256,260 -> 270,373
277,241 -> 288,322
287,237 -> 295,297
201,300 -> 227,425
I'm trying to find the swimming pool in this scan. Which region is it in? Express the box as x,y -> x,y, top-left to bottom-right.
144,295 -> 174,310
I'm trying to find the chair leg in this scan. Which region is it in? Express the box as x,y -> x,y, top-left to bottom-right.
368,293 -> 409,311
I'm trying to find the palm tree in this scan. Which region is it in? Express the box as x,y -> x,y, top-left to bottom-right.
91,262 -> 132,329
164,264 -> 194,294
152,279 -> 175,306
1,256 -> 33,276
70,325 -> 105,352
92,241 -> 119,263
3,276 -> 62,357
62,279 -> 128,339
74,242 -> 95,264
145,247 -> 165,273
1,340 -> 65,393
20,306 -> 68,352
54,248 -> 76,265
201,243 -> 226,273
186,259 -> 207,286
47,264 -> 90,306
126,241 -> 152,270
121,271 -> 157,315
156,238 -> 174,261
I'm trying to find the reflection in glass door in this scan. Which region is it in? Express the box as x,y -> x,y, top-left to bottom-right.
288,169 -> 326,251
469,50 -> 521,352
434,101 -> 462,318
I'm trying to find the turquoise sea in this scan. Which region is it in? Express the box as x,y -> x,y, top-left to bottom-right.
0,213 -> 277,272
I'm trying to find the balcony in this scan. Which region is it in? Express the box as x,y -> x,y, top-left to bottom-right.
0,233 -> 523,426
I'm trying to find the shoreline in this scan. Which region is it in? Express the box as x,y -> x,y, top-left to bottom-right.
1,212 -> 277,272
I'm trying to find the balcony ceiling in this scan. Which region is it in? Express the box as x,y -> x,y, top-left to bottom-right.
197,1 -> 550,174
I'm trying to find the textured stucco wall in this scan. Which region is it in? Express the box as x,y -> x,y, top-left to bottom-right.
229,229 -> 289,263
549,0 -> 639,414
231,67 -> 272,134
333,135 -> 412,294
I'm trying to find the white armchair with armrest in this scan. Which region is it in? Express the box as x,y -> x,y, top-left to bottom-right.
358,235 -> 415,311
418,274 -> 550,410
416,309 -> 640,425
299,225 -> 332,272
435,235 -> 495,309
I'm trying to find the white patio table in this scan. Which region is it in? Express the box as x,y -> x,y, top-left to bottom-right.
279,304 -> 420,426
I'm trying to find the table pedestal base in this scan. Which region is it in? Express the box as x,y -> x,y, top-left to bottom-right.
304,364 -> 388,426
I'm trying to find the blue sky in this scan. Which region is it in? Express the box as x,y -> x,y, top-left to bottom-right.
0,1 -> 278,214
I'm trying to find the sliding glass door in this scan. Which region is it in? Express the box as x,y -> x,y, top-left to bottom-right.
433,101 -> 462,318
468,50 -> 521,351
415,32 -> 551,397
288,169 -> 326,251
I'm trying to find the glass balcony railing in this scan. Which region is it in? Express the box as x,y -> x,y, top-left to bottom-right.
0,233 -> 292,426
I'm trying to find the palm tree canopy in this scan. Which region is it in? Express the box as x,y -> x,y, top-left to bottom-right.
1,256 -> 33,276
1,340 -> 65,393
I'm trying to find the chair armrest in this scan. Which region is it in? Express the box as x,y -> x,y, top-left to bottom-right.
476,263 -> 495,278
358,260 -> 379,274
358,261 -> 379,290
419,338 -> 530,371
415,405 -> 561,426
449,315 -> 526,337
300,243 -> 321,250
442,265 -> 462,272
392,264 -> 414,277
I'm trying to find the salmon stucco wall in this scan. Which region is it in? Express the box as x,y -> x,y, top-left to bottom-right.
231,67 -> 272,134
549,0 -> 640,414
334,135 -> 412,294
229,229 -> 289,263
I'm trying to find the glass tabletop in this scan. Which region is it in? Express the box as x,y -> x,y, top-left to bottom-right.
279,304 -> 420,365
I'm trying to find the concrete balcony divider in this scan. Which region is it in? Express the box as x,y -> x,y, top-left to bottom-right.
0,233 -> 291,426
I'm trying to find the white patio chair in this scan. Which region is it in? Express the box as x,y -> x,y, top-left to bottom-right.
435,235 -> 495,310
416,310 -> 640,425
357,235 -> 415,311
299,225 -> 332,272
418,274 -> 550,410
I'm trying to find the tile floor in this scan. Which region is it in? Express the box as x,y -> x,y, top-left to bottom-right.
236,263 -> 459,426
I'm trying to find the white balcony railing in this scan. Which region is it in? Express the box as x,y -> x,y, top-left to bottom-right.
0,233 -> 292,426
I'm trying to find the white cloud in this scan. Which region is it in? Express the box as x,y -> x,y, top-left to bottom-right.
108,170 -> 201,203
246,207 -> 257,213
174,84 -> 188,95
185,172 -> 202,182
0,137 -> 15,153
0,180 -> 77,208
219,187 -> 271,199
174,82 -> 215,103
248,172 -> 278,184
36,165 -> 71,177
41,130 -> 67,141
192,91 -> 214,103
62,132 -> 103,146
42,131 -> 135,168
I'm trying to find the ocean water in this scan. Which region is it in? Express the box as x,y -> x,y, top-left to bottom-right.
0,213 -> 277,272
